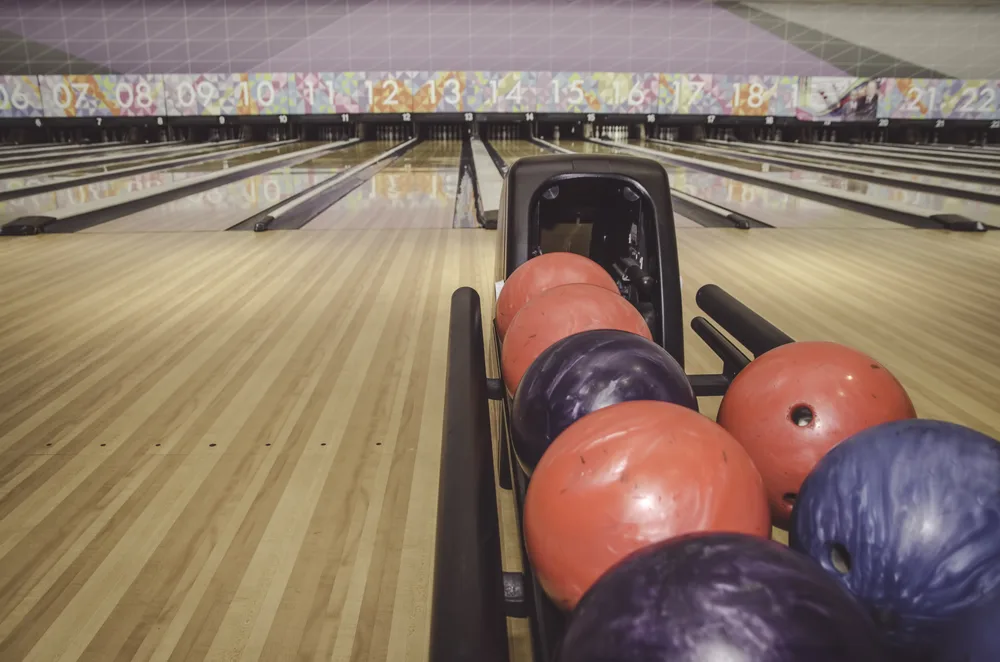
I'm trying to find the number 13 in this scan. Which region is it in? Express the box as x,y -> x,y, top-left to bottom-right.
426,78 -> 461,105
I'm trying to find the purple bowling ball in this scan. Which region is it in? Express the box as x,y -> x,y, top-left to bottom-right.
511,329 -> 696,474
934,588 -> 1000,662
790,420 -> 1000,657
556,532 -> 885,662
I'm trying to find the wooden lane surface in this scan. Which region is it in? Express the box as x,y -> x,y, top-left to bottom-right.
0,228 -> 494,662
302,142 -> 463,231
0,226 -> 998,662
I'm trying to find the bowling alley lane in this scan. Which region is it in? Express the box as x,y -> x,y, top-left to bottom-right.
303,141 -> 461,230
0,140 -> 183,170
0,142 -> 246,194
641,140 -> 1000,227
490,140 -> 551,168
0,142 -> 318,226
716,140 -> 1000,181
791,140 -> 1000,168
0,140 -> 138,160
706,141 -> 1000,197
562,140 -> 903,229
83,141 -> 398,232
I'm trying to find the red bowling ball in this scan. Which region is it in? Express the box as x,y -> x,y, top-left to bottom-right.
524,401 -> 771,611
500,282 -> 652,395
495,252 -> 619,342
718,340 -> 916,527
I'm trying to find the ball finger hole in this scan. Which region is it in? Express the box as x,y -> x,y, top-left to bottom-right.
828,542 -> 852,574
790,404 -> 814,427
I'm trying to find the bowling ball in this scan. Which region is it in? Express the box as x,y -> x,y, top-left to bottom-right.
501,283 -> 652,395
790,419 -> 1000,656
524,401 -> 770,611
511,329 -> 696,475
495,252 -> 618,342
717,340 -> 915,526
934,588 -> 1000,662
556,532 -> 886,662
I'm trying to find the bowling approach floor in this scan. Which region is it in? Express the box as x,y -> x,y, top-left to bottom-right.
1,149 -> 1000,661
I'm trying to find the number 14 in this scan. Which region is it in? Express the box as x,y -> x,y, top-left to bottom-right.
491,79 -> 523,105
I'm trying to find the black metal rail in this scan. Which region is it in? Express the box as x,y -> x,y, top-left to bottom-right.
428,288 -> 509,662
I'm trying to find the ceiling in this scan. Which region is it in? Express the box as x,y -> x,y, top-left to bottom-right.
729,0 -> 997,4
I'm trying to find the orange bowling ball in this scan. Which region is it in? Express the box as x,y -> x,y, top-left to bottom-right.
523,401 -> 770,611
495,252 -> 619,341
501,283 -> 652,395
717,340 -> 916,527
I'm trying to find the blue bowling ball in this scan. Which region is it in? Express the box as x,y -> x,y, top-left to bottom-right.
511,329 -> 696,474
934,588 -> 1000,662
557,532 -> 885,662
790,419 -> 1000,656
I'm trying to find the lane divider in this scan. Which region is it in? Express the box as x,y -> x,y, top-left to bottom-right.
248,138 -> 418,231
703,139 -> 1000,185
0,139 -> 214,179
679,139 -> 1000,206
761,139 -> 1000,167
599,138 -> 985,232
0,140 -> 360,235
0,139 -> 282,203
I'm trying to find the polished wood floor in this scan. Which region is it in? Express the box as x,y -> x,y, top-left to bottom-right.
0,226 -> 998,661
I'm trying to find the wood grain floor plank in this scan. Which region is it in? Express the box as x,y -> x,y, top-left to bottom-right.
0,225 -> 997,662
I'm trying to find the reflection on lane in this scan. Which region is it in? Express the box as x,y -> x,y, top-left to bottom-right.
304,142 -> 462,230
0,141 -> 194,174
0,142 -> 320,225
84,141 -> 398,232
644,140 -> 1000,225
0,142 -> 158,168
711,142 -> 1000,196
164,142 -> 316,173
491,141 -> 550,167
792,142 -> 1000,168
561,140 -> 901,229
0,143 -> 247,194
636,140 -> 795,174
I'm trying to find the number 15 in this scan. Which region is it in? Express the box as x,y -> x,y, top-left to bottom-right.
551,80 -> 584,105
